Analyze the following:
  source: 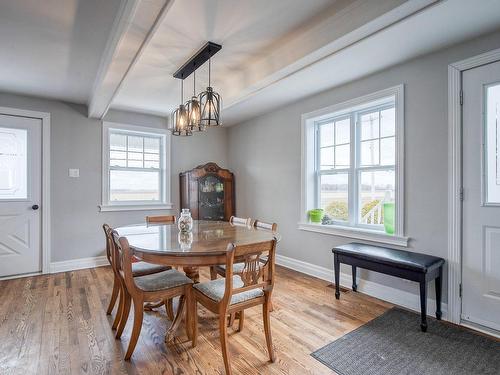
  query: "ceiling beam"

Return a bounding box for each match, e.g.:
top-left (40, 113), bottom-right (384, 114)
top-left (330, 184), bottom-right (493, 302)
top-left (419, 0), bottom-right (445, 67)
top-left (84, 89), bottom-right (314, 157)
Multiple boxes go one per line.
top-left (88, 0), bottom-right (175, 119)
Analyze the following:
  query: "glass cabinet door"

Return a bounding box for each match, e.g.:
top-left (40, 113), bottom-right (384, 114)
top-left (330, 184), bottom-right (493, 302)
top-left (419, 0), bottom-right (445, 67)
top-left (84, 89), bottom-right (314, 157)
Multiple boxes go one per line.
top-left (198, 174), bottom-right (225, 220)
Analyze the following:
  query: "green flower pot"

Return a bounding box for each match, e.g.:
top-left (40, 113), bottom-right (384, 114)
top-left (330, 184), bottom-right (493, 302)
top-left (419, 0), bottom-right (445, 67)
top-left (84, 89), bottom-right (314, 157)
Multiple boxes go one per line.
top-left (308, 209), bottom-right (324, 223)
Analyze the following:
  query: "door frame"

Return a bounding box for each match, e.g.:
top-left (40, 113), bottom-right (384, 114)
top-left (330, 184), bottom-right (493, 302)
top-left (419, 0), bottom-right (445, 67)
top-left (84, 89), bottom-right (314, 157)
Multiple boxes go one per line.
top-left (0, 106), bottom-right (51, 276)
top-left (448, 47), bottom-right (500, 325)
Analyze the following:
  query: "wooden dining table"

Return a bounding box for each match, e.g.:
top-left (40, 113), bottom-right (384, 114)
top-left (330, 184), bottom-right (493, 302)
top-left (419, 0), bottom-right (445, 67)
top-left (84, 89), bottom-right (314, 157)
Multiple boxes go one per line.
top-left (115, 220), bottom-right (280, 283)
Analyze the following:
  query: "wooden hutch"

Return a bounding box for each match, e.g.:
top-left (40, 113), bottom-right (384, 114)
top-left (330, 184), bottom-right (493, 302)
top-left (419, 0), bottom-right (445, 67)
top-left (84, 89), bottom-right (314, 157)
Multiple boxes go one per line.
top-left (179, 162), bottom-right (235, 221)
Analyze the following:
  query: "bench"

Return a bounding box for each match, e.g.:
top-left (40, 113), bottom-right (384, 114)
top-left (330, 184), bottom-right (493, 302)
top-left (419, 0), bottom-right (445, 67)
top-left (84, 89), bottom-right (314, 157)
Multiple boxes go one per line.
top-left (332, 242), bottom-right (445, 332)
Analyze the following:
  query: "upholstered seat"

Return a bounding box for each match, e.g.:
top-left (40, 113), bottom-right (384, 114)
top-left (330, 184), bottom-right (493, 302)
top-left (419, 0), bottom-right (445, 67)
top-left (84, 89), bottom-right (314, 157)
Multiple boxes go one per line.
top-left (217, 263), bottom-right (245, 273)
top-left (194, 276), bottom-right (264, 305)
top-left (134, 269), bottom-right (193, 292)
top-left (132, 262), bottom-right (170, 277)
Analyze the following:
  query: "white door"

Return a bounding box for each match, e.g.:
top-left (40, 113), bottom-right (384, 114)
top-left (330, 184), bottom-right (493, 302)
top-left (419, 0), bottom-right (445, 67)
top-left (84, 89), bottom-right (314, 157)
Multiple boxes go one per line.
top-left (0, 114), bottom-right (42, 277)
top-left (462, 60), bottom-right (500, 332)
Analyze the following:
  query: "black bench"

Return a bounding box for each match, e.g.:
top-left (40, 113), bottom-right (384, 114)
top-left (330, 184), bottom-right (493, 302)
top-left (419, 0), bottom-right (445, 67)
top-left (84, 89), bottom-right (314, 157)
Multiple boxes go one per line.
top-left (332, 243), bottom-right (445, 332)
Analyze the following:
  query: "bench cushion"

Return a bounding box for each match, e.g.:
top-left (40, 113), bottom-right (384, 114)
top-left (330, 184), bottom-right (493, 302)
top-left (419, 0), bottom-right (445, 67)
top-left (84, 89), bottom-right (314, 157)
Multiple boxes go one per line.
top-left (332, 243), bottom-right (444, 273)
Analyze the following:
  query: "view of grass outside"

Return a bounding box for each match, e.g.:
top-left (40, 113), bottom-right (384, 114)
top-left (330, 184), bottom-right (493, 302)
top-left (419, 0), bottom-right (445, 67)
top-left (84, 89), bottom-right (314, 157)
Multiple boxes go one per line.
top-left (320, 170), bottom-right (395, 224)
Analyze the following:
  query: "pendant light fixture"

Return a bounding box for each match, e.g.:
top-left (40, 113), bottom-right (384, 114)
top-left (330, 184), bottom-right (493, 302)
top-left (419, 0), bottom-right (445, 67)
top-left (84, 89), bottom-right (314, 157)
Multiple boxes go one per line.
top-left (170, 75), bottom-right (191, 136)
top-left (199, 57), bottom-right (222, 127)
top-left (170, 42), bottom-right (222, 136)
top-left (186, 69), bottom-right (204, 131)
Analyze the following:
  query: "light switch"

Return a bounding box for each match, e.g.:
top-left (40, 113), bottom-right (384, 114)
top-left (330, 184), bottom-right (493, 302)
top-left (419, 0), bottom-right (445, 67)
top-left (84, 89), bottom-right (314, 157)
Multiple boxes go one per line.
top-left (69, 168), bottom-right (80, 178)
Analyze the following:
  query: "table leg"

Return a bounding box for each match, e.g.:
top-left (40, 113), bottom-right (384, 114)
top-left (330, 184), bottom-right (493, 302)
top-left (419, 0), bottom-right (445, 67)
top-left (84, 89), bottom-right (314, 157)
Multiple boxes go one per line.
top-left (352, 265), bottom-right (358, 292)
top-left (334, 253), bottom-right (340, 300)
top-left (419, 280), bottom-right (428, 332)
top-left (183, 266), bottom-right (200, 283)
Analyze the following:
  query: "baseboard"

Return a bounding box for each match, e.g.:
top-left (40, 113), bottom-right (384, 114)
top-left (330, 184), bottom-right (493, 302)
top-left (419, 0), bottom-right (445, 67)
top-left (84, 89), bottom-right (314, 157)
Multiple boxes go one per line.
top-left (50, 255), bottom-right (109, 274)
top-left (276, 253), bottom-right (448, 320)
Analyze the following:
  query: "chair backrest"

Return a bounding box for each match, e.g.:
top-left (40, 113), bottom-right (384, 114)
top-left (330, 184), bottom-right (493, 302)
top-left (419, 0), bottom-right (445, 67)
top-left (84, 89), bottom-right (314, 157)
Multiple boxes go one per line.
top-left (103, 223), bottom-right (113, 263)
top-left (220, 238), bottom-right (277, 310)
top-left (146, 215), bottom-right (176, 224)
top-left (229, 216), bottom-right (252, 226)
top-left (111, 230), bottom-right (137, 293)
top-left (253, 220), bottom-right (278, 232)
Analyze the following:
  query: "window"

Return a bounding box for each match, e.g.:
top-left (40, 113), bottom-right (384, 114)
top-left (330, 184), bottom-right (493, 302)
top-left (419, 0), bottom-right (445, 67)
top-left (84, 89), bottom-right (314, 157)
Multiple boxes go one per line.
top-left (300, 85), bottom-right (406, 246)
top-left (100, 122), bottom-right (172, 211)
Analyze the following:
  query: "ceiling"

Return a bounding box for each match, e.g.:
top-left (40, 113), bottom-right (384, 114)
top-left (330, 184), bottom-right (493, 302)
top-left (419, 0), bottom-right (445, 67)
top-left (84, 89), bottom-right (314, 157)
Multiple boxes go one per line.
top-left (1, 0), bottom-right (500, 125)
top-left (0, 0), bottom-right (122, 103)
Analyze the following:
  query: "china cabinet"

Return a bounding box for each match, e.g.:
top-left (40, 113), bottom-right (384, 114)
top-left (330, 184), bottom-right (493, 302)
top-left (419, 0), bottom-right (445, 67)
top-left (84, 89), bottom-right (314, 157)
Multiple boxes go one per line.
top-left (179, 162), bottom-right (235, 221)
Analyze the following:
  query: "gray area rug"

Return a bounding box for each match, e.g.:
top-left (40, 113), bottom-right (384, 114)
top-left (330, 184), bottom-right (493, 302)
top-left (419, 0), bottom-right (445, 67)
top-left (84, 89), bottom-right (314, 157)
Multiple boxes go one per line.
top-left (311, 308), bottom-right (500, 375)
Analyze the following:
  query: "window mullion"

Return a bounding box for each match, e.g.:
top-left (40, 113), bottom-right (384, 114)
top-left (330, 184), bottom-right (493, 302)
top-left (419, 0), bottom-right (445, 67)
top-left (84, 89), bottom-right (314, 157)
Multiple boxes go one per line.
top-left (349, 112), bottom-right (357, 227)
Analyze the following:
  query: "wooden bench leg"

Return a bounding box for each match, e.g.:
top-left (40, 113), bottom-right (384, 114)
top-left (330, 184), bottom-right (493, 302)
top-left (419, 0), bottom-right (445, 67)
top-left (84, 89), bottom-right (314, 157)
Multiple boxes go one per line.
top-left (435, 267), bottom-right (443, 320)
top-left (419, 281), bottom-right (428, 332)
top-left (334, 253), bottom-right (340, 300)
top-left (352, 266), bottom-right (357, 292)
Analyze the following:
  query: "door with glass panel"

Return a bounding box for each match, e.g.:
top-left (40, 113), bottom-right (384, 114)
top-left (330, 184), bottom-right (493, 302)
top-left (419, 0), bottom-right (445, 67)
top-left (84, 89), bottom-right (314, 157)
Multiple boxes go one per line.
top-left (0, 114), bottom-right (41, 277)
top-left (462, 60), bottom-right (500, 332)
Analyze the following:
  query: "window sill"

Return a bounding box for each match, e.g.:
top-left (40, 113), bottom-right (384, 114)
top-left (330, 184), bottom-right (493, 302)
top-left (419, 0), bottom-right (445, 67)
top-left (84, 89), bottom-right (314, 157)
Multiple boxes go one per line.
top-left (99, 203), bottom-right (173, 212)
top-left (297, 222), bottom-right (409, 247)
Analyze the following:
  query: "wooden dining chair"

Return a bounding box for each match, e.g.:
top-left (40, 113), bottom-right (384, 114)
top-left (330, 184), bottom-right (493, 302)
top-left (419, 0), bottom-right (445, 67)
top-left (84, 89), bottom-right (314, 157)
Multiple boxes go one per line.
top-left (253, 220), bottom-right (278, 232)
top-left (210, 216), bottom-right (253, 280)
top-left (191, 239), bottom-right (278, 375)
top-left (102, 224), bottom-right (174, 331)
top-left (211, 219), bottom-right (278, 326)
top-left (111, 231), bottom-right (195, 360)
top-left (229, 215), bottom-right (252, 226)
top-left (146, 215), bottom-right (176, 224)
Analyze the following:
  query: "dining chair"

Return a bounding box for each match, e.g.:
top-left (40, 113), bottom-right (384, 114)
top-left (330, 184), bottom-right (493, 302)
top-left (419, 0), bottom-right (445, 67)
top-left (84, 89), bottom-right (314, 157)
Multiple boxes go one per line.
top-left (191, 239), bottom-right (278, 375)
top-left (102, 224), bottom-right (174, 331)
top-left (229, 215), bottom-right (252, 226)
top-left (210, 216), bottom-right (253, 280)
top-left (111, 231), bottom-right (195, 360)
top-left (146, 215), bottom-right (176, 224)
top-left (211, 219), bottom-right (278, 326)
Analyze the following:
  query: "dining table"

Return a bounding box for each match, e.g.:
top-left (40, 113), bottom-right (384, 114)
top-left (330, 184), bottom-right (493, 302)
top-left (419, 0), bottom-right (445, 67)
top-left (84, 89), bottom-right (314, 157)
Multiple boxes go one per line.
top-left (114, 219), bottom-right (280, 283)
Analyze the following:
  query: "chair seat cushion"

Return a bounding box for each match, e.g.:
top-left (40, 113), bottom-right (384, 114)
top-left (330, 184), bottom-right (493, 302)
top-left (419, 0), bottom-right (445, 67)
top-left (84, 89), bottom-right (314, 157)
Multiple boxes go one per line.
top-left (134, 269), bottom-right (193, 292)
top-left (194, 276), bottom-right (264, 305)
top-left (217, 256), bottom-right (268, 274)
top-left (217, 263), bottom-right (245, 273)
top-left (132, 262), bottom-right (170, 277)
top-left (332, 243), bottom-right (445, 272)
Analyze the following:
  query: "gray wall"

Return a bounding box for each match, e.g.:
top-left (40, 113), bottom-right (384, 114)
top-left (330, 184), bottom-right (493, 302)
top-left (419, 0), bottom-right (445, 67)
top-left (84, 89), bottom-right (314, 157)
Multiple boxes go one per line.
top-left (0, 93), bottom-right (228, 262)
top-left (227, 30), bottom-right (500, 304)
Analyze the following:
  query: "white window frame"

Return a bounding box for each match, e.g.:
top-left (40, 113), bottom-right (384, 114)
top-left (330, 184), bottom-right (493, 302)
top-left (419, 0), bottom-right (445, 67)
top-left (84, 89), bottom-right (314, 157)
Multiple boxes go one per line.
top-left (99, 121), bottom-right (172, 212)
top-left (299, 85), bottom-right (408, 247)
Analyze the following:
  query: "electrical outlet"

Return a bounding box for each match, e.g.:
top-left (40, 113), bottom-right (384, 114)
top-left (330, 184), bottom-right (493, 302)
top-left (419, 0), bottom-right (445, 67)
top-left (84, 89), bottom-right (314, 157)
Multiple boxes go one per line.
top-left (69, 168), bottom-right (80, 178)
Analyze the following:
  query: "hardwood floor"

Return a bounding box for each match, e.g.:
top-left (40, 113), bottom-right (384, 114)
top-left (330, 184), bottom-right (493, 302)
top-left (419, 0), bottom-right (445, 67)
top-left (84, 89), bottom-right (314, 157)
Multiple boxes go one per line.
top-left (0, 265), bottom-right (391, 375)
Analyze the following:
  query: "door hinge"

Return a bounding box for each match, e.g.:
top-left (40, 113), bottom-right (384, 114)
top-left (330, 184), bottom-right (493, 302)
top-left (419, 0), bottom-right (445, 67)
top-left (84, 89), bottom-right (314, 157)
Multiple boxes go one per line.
top-left (460, 90), bottom-right (463, 106)
top-left (459, 283), bottom-right (463, 298)
top-left (459, 187), bottom-right (464, 201)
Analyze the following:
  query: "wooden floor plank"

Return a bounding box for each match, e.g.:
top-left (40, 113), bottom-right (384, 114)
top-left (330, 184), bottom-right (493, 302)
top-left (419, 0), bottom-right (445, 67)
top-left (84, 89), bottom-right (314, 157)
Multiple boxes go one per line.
top-left (0, 265), bottom-right (391, 374)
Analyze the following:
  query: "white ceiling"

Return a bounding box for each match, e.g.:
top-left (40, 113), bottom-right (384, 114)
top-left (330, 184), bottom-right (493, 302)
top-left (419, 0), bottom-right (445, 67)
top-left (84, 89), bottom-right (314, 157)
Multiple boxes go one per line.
top-left (111, 0), bottom-right (340, 114)
top-left (1, 0), bottom-right (500, 126)
top-left (0, 0), bottom-right (122, 103)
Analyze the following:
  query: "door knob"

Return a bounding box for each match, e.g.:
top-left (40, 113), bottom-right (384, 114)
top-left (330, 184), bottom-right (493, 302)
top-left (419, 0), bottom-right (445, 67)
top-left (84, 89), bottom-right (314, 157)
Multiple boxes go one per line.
top-left (32, 204), bottom-right (39, 210)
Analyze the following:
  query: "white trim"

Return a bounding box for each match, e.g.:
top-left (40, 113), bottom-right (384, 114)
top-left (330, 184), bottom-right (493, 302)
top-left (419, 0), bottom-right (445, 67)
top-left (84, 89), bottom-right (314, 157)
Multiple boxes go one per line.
top-left (101, 121), bottom-right (172, 211)
top-left (0, 272), bottom-right (42, 281)
top-left (276, 253), bottom-right (447, 319)
top-left (0, 106), bottom-right (51, 275)
top-left (50, 256), bottom-right (109, 274)
top-left (300, 85), bottom-right (405, 237)
top-left (99, 203), bottom-right (173, 212)
top-left (298, 222), bottom-right (409, 247)
top-left (447, 47), bottom-right (500, 325)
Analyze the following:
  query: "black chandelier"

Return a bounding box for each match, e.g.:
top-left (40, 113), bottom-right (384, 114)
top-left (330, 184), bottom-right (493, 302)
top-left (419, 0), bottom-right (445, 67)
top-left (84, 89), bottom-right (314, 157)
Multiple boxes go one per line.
top-left (170, 42), bottom-right (222, 136)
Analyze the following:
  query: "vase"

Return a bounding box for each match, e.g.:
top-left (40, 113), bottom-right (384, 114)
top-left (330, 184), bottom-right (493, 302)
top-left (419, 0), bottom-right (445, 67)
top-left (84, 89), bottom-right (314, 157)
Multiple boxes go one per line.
top-left (178, 208), bottom-right (193, 233)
